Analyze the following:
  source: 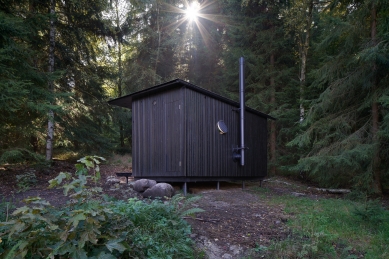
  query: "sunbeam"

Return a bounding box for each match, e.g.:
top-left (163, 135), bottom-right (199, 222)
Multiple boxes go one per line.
top-left (159, 0), bottom-right (232, 52)
top-left (185, 1), bottom-right (200, 22)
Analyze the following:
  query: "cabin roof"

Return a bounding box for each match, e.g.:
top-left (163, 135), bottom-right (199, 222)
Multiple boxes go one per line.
top-left (108, 78), bottom-right (276, 120)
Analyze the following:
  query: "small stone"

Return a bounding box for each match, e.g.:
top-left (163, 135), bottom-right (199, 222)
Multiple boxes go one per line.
top-left (222, 253), bottom-right (233, 259)
top-left (106, 176), bottom-right (121, 185)
top-left (229, 245), bottom-right (242, 255)
top-left (280, 216), bottom-right (288, 222)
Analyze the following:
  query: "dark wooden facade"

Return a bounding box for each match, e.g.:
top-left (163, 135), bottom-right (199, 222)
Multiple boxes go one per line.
top-left (109, 79), bottom-right (275, 182)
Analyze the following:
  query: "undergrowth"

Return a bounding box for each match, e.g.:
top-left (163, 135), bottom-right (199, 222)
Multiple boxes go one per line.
top-left (15, 171), bottom-right (37, 192)
top-left (0, 156), bottom-right (202, 259)
top-left (0, 199), bottom-right (14, 223)
top-left (250, 187), bottom-right (389, 259)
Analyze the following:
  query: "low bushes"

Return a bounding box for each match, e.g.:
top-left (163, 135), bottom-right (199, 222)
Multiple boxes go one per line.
top-left (0, 156), bottom-right (202, 259)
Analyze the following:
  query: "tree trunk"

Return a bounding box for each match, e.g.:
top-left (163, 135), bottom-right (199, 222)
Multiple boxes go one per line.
top-left (154, 3), bottom-right (161, 85)
top-left (118, 35), bottom-right (124, 148)
top-left (114, 0), bottom-right (125, 148)
top-left (46, 0), bottom-right (55, 161)
top-left (270, 53), bottom-right (276, 175)
top-left (370, 4), bottom-right (382, 195)
top-left (30, 0), bottom-right (40, 155)
top-left (299, 0), bottom-right (313, 123)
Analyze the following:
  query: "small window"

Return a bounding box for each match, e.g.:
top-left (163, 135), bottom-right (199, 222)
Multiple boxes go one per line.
top-left (217, 120), bottom-right (228, 134)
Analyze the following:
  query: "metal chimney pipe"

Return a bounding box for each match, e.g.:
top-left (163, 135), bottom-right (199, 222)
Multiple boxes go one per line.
top-left (239, 57), bottom-right (245, 166)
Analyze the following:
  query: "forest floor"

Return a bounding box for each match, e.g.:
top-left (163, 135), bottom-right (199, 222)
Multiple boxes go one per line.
top-left (0, 157), bottom-right (350, 258)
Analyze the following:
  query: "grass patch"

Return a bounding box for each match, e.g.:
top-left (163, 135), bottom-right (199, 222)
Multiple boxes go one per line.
top-left (53, 151), bottom-right (81, 162)
top-left (250, 187), bottom-right (389, 258)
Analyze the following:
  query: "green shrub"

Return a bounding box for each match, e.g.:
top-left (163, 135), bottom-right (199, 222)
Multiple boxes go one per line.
top-left (15, 171), bottom-right (37, 192)
top-left (111, 197), bottom-right (201, 258)
top-left (0, 149), bottom-right (45, 165)
top-left (0, 156), bottom-right (201, 259)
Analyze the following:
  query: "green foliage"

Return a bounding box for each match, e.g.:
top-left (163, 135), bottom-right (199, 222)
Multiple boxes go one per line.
top-left (220, 0), bottom-right (300, 176)
top-left (112, 196), bottom-right (201, 259)
top-left (0, 149), bottom-right (44, 165)
top-left (0, 199), bottom-right (14, 223)
top-left (168, 194), bottom-right (205, 218)
top-left (15, 172), bottom-right (37, 193)
top-left (0, 156), bottom-right (200, 258)
top-left (287, 0), bottom-right (389, 191)
top-left (0, 0), bottom-right (117, 159)
top-left (352, 198), bottom-right (386, 226)
top-left (0, 6), bottom-right (56, 162)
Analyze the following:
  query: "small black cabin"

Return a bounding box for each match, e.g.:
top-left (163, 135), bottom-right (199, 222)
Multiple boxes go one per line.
top-left (109, 79), bottom-right (275, 183)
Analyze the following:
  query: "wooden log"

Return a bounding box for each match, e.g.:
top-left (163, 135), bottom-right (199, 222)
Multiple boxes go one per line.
top-left (307, 187), bottom-right (350, 194)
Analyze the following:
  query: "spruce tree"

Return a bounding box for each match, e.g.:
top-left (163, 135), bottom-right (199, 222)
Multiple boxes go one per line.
top-left (289, 0), bottom-right (389, 193)
top-left (1, 0), bottom-right (116, 162)
top-left (219, 0), bottom-right (297, 175)
top-left (0, 1), bottom-right (57, 163)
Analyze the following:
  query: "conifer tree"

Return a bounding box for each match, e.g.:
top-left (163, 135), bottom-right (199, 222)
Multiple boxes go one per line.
top-left (220, 0), bottom-right (296, 175)
top-left (289, 0), bottom-right (389, 193)
top-left (0, 0), bottom-right (57, 163)
top-left (1, 0), bottom-right (116, 162)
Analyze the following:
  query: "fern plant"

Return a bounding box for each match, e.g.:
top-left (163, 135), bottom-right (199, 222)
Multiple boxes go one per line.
top-left (15, 172), bottom-right (37, 192)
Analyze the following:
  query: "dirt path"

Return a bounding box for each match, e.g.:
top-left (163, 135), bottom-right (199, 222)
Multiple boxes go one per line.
top-left (177, 179), bottom-right (335, 258)
top-left (185, 185), bottom-right (290, 258)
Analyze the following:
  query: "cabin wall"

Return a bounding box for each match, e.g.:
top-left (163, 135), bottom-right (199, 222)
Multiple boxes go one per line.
top-left (132, 85), bottom-right (268, 181)
top-left (185, 88), bottom-right (267, 179)
top-left (132, 88), bottom-right (184, 178)
top-left (238, 111), bottom-right (268, 177)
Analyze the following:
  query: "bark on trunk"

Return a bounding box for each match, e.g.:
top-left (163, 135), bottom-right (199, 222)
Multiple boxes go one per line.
top-left (370, 4), bottom-right (382, 195)
top-left (299, 0), bottom-right (313, 123)
top-left (270, 53), bottom-right (277, 175)
top-left (46, 0), bottom-right (55, 161)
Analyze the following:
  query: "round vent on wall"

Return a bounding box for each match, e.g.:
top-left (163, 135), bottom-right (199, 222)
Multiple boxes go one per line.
top-left (217, 120), bottom-right (228, 134)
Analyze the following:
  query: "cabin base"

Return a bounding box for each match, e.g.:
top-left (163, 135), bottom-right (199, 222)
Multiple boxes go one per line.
top-left (133, 176), bottom-right (265, 182)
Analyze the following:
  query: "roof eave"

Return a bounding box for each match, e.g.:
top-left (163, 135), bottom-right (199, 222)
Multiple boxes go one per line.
top-left (108, 79), bottom-right (276, 120)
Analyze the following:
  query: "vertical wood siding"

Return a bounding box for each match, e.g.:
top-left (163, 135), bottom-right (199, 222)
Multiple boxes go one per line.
top-left (132, 88), bottom-right (183, 178)
top-left (185, 88), bottom-right (267, 178)
top-left (238, 111), bottom-right (268, 177)
top-left (132, 85), bottom-right (267, 180)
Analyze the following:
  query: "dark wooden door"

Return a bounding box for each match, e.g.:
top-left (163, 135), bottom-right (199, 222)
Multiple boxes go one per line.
top-left (165, 100), bottom-right (183, 175)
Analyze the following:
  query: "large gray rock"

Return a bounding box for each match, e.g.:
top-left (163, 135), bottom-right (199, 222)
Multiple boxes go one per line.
top-left (132, 179), bottom-right (157, 192)
top-left (142, 183), bottom-right (175, 199)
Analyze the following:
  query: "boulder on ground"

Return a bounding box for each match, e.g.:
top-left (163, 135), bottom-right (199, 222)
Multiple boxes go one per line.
top-left (132, 179), bottom-right (157, 192)
top-left (142, 183), bottom-right (175, 199)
